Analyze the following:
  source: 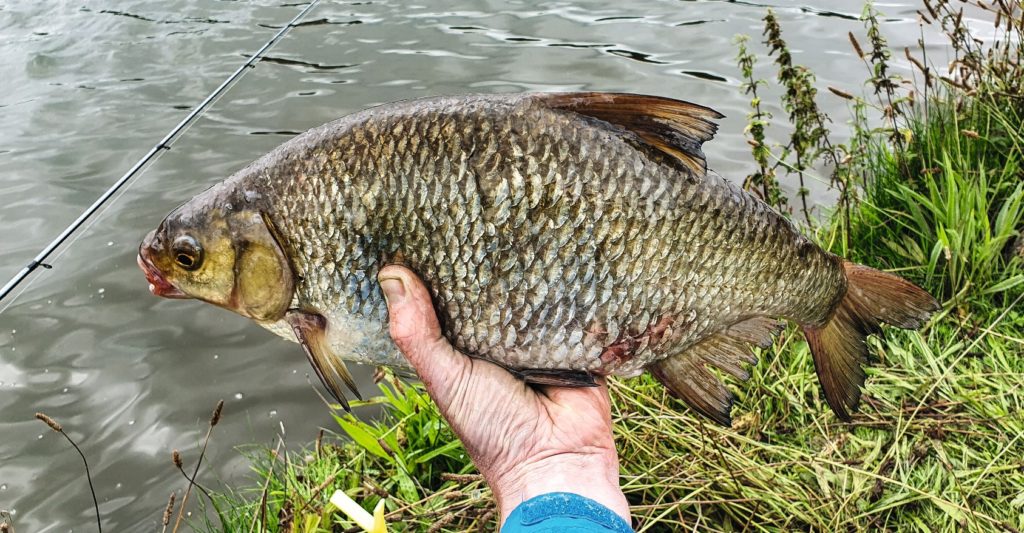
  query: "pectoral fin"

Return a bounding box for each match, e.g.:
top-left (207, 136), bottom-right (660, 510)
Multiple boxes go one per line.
top-left (286, 310), bottom-right (362, 411)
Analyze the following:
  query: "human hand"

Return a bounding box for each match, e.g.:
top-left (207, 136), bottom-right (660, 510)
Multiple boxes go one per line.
top-left (377, 265), bottom-right (631, 526)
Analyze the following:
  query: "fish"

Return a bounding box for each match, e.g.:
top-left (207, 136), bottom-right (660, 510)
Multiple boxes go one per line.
top-left (138, 92), bottom-right (940, 424)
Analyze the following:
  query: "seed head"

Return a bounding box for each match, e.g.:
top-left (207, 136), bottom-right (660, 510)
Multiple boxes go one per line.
top-left (427, 512), bottom-right (455, 533)
top-left (905, 48), bottom-right (929, 75)
top-left (440, 472), bottom-right (483, 483)
top-left (209, 400), bottom-right (224, 427)
top-left (172, 449), bottom-right (183, 469)
top-left (923, 0), bottom-right (938, 20)
top-left (35, 412), bottom-right (62, 433)
top-left (848, 32), bottom-right (865, 59)
top-left (162, 492), bottom-right (176, 525)
top-left (828, 86), bottom-right (855, 100)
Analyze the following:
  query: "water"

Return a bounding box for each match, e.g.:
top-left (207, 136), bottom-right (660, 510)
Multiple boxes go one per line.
top-left (0, 0), bottom-right (955, 529)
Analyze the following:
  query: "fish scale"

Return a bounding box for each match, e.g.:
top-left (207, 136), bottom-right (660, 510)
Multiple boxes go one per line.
top-left (141, 91), bottom-right (939, 424)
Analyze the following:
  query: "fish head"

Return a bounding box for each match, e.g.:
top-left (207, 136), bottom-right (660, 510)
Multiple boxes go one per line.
top-left (139, 191), bottom-right (294, 322)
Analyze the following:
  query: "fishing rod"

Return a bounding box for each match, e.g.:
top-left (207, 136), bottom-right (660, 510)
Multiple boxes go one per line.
top-left (0, 0), bottom-right (321, 307)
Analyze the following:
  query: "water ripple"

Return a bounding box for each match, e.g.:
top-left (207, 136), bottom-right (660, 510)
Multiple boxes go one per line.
top-left (258, 18), bottom-right (367, 29)
top-left (96, 9), bottom-right (230, 25)
top-left (679, 70), bottom-right (730, 83)
top-left (259, 55), bottom-right (358, 71)
top-left (605, 48), bottom-right (669, 65)
top-left (248, 130), bottom-right (304, 136)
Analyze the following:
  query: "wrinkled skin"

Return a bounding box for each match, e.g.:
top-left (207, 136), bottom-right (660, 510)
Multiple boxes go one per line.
top-left (377, 265), bottom-right (629, 524)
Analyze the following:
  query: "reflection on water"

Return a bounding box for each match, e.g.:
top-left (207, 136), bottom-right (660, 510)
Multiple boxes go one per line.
top-left (0, 0), bottom-right (950, 529)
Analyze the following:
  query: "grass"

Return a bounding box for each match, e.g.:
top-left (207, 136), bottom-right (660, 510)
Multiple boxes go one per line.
top-left (191, 2), bottom-right (1024, 531)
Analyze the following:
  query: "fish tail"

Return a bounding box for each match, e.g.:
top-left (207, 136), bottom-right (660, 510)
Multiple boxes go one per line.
top-left (801, 261), bottom-right (940, 420)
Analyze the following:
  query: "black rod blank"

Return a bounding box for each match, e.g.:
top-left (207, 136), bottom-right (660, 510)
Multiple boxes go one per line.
top-left (0, 0), bottom-right (321, 305)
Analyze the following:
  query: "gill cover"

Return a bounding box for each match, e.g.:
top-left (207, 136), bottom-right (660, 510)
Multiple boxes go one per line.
top-left (232, 212), bottom-right (295, 321)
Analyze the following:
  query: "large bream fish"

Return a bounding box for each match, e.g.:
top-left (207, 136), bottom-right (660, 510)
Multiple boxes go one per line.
top-left (138, 92), bottom-right (939, 424)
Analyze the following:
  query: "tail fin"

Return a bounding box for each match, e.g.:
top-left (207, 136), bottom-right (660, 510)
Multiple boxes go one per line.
top-left (801, 261), bottom-right (940, 420)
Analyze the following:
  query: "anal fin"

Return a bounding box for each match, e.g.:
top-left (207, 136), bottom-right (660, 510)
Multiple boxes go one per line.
top-left (650, 316), bottom-right (783, 426)
top-left (286, 310), bottom-right (363, 411)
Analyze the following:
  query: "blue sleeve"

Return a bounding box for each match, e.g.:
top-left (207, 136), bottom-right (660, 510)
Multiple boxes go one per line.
top-left (501, 492), bottom-right (633, 532)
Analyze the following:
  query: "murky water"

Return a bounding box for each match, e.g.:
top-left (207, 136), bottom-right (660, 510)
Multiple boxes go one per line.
top-left (0, 0), bottom-right (956, 529)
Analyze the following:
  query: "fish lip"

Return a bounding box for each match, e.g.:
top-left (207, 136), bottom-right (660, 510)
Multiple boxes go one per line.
top-left (137, 249), bottom-right (189, 299)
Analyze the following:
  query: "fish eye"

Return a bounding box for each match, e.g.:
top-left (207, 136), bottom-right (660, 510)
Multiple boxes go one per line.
top-left (172, 235), bottom-right (203, 271)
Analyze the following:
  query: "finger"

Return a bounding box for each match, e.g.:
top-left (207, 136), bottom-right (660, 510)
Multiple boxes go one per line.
top-left (378, 265), bottom-right (469, 388)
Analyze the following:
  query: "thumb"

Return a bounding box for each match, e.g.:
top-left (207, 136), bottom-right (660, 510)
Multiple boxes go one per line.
top-left (378, 265), bottom-right (468, 388)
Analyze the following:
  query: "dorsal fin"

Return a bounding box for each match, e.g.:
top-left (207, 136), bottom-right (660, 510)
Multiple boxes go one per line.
top-left (649, 316), bottom-right (783, 425)
top-left (534, 92), bottom-right (724, 177)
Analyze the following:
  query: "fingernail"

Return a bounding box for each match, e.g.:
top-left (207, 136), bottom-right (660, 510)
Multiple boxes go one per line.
top-left (379, 276), bottom-right (406, 305)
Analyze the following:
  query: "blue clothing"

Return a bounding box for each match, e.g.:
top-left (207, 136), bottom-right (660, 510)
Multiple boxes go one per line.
top-left (502, 492), bottom-right (633, 532)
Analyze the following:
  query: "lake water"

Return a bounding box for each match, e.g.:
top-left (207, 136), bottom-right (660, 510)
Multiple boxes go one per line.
top-left (0, 0), bottom-right (955, 529)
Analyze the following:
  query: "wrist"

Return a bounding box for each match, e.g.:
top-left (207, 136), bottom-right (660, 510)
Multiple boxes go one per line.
top-left (490, 451), bottom-right (630, 527)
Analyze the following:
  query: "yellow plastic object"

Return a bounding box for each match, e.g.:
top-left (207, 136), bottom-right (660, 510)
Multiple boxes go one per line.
top-left (329, 490), bottom-right (388, 533)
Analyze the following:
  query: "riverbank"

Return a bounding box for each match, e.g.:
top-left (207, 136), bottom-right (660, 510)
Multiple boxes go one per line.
top-left (194, 2), bottom-right (1024, 531)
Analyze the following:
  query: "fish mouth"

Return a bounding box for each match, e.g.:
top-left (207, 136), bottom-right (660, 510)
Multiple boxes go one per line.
top-left (137, 249), bottom-right (189, 299)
